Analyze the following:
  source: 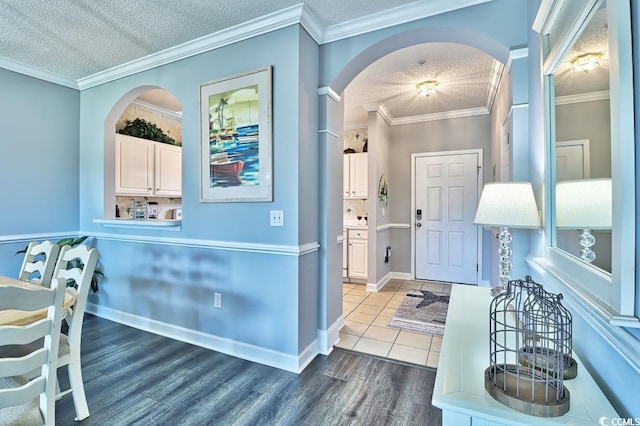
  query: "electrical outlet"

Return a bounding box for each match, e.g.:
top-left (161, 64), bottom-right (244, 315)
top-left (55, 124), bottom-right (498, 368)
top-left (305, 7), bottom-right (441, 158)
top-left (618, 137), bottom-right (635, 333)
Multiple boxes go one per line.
top-left (270, 210), bottom-right (284, 226)
top-left (214, 292), bottom-right (222, 308)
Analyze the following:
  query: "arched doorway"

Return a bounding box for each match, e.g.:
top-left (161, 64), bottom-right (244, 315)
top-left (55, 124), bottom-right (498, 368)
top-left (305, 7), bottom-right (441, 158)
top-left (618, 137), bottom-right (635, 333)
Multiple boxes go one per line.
top-left (317, 27), bottom-right (512, 358)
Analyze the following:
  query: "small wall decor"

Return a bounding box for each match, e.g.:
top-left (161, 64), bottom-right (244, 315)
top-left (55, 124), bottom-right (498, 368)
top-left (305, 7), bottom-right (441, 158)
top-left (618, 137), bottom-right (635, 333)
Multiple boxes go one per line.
top-left (378, 175), bottom-right (388, 207)
top-left (200, 66), bottom-right (273, 202)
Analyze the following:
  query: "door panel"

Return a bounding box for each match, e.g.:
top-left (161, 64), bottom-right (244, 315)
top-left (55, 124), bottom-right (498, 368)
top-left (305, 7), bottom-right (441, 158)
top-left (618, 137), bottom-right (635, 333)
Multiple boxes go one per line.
top-left (415, 152), bottom-right (479, 284)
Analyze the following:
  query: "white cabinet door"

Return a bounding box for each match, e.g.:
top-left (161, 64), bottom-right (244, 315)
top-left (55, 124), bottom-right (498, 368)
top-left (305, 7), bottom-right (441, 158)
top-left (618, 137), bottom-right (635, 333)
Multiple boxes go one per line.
top-left (154, 143), bottom-right (182, 197)
top-left (343, 155), bottom-right (351, 198)
top-left (115, 134), bottom-right (154, 195)
top-left (343, 153), bottom-right (368, 199)
top-left (348, 238), bottom-right (368, 279)
top-left (347, 229), bottom-right (368, 279)
top-left (116, 134), bottom-right (182, 197)
top-left (350, 153), bottom-right (368, 198)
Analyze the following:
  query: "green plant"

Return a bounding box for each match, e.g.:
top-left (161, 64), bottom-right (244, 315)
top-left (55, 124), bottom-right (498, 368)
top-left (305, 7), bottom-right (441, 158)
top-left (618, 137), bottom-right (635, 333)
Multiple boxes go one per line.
top-left (118, 118), bottom-right (176, 145)
top-left (16, 236), bottom-right (104, 293)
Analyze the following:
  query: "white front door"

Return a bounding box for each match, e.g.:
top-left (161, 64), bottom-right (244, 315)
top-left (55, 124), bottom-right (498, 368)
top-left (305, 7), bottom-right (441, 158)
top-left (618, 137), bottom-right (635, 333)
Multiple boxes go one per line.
top-left (414, 152), bottom-right (480, 284)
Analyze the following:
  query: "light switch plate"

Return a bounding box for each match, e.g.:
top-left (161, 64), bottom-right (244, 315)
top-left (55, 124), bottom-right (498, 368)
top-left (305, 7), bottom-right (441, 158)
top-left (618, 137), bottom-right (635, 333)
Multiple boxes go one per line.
top-left (270, 210), bottom-right (284, 226)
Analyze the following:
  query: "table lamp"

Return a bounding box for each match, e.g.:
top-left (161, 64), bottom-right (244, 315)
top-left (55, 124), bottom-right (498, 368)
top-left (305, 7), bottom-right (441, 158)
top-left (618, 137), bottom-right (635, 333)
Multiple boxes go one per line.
top-left (474, 182), bottom-right (541, 296)
top-left (555, 178), bottom-right (612, 264)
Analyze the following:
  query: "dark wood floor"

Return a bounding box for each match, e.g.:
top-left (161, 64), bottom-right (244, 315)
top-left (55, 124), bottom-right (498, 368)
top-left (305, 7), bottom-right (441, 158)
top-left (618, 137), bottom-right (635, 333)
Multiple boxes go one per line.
top-left (55, 315), bottom-right (442, 425)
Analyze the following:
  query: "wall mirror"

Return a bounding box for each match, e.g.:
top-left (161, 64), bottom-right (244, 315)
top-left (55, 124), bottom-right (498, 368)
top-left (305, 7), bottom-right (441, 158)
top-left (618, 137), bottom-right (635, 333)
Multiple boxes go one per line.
top-left (536, 0), bottom-right (636, 323)
top-left (552, 1), bottom-right (611, 273)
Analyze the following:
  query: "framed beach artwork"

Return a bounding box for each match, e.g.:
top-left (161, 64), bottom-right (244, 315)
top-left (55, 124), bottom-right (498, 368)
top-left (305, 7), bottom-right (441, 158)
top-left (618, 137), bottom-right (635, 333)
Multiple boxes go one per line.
top-left (200, 66), bottom-right (273, 202)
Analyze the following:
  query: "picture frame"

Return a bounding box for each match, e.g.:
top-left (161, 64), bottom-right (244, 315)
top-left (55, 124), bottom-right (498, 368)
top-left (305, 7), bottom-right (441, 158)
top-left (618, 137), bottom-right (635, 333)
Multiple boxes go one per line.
top-left (200, 66), bottom-right (273, 202)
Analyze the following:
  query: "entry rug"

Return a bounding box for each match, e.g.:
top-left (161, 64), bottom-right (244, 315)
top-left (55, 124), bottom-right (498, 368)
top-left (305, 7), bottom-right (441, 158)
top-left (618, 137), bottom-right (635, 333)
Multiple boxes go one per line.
top-left (388, 289), bottom-right (450, 336)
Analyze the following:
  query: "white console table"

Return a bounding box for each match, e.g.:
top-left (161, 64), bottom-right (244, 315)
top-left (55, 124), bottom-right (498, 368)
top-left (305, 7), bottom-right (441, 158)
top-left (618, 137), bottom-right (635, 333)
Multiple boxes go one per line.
top-left (432, 285), bottom-right (618, 425)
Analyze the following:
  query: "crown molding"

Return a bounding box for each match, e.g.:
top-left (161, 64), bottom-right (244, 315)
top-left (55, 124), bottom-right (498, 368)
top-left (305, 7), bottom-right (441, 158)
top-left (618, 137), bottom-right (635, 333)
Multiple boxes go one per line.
top-left (4, 1), bottom-right (496, 90)
top-left (363, 103), bottom-right (393, 125)
top-left (486, 59), bottom-right (504, 112)
top-left (77, 4), bottom-right (307, 90)
top-left (299, 4), bottom-right (324, 43)
top-left (353, 104), bottom-right (489, 127)
top-left (0, 57), bottom-right (78, 89)
top-left (130, 100), bottom-right (182, 121)
top-left (392, 106), bottom-right (489, 125)
top-left (317, 86), bottom-right (341, 102)
top-left (506, 47), bottom-right (528, 73)
top-left (555, 90), bottom-right (609, 105)
top-left (321, 0), bottom-right (493, 44)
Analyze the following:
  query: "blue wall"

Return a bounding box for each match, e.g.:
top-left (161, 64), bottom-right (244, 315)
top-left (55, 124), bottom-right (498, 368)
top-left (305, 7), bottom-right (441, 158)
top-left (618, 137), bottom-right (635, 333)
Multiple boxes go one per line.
top-left (78, 25), bottom-right (319, 370)
top-left (0, 69), bottom-right (80, 237)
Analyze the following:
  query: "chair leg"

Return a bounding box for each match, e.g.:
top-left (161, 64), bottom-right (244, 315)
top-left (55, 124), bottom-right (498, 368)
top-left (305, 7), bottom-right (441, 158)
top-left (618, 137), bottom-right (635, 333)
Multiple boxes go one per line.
top-left (67, 353), bottom-right (89, 421)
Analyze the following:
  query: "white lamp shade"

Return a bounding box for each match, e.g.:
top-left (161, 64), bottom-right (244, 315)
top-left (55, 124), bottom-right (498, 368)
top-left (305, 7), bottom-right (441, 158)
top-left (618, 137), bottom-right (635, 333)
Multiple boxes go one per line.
top-left (474, 182), bottom-right (541, 228)
top-left (556, 178), bottom-right (612, 229)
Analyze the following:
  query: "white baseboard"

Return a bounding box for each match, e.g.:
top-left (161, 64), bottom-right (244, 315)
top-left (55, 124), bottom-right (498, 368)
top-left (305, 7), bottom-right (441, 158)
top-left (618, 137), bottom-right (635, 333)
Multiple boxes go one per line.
top-left (367, 272), bottom-right (392, 292)
top-left (85, 302), bottom-right (316, 374)
top-left (317, 316), bottom-right (344, 355)
top-left (390, 272), bottom-right (413, 280)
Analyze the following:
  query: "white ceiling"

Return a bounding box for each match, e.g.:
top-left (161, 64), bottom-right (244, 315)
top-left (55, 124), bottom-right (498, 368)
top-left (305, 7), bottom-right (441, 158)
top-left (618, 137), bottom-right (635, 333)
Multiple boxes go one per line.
top-left (0, 0), bottom-right (501, 125)
top-left (0, 0), bottom-right (608, 128)
top-left (344, 42), bottom-right (501, 126)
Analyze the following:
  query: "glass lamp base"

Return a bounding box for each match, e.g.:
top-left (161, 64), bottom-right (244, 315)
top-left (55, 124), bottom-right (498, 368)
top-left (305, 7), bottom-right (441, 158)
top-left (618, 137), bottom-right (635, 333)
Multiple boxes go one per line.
top-left (491, 286), bottom-right (507, 297)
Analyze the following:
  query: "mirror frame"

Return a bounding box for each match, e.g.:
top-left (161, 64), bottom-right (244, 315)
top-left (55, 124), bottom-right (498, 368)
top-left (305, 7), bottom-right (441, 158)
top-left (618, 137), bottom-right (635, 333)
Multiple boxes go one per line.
top-left (533, 0), bottom-right (637, 326)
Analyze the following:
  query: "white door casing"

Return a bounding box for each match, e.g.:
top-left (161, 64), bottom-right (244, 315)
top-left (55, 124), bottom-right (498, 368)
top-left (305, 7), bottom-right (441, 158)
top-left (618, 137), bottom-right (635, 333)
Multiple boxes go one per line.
top-left (411, 150), bottom-right (482, 284)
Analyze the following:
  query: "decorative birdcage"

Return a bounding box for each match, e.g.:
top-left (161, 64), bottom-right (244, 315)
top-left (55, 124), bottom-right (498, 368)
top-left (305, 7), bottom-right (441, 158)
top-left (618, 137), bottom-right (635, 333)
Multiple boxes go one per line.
top-left (485, 276), bottom-right (571, 417)
top-left (518, 281), bottom-right (577, 380)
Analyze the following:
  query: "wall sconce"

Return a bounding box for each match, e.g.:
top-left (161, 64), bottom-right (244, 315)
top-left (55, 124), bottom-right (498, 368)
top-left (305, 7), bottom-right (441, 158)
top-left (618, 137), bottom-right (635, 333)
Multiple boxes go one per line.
top-left (416, 80), bottom-right (439, 96)
top-left (570, 52), bottom-right (601, 72)
top-left (473, 182), bottom-right (541, 296)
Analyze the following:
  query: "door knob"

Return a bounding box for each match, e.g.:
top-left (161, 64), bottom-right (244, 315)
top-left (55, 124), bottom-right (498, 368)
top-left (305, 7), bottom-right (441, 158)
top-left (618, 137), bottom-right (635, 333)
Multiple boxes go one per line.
top-left (416, 222), bottom-right (422, 228)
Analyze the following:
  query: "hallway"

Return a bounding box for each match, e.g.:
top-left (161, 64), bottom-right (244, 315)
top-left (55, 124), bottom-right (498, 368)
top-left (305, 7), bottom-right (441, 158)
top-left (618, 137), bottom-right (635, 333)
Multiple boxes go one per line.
top-left (337, 279), bottom-right (451, 368)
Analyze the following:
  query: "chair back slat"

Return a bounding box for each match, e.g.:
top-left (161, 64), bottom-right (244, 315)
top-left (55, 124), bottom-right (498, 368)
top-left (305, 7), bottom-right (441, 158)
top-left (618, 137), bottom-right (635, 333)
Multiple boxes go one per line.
top-left (0, 376), bottom-right (45, 409)
top-left (0, 277), bottom-right (66, 425)
top-left (18, 241), bottom-right (60, 287)
top-left (0, 348), bottom-right (48, 377)
top-left (53, 245), bottom-right (98, 343)
top-left (0, 287), bottom-right (58, 311)
top-left (0, 319), bottom-right (49, 346)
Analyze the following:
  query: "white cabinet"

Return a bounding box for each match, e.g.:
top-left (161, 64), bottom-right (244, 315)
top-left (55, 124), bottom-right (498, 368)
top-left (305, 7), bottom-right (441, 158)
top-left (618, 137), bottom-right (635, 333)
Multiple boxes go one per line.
top-left (116, 134), bottom-right (182, 197)
top-left (154, 143), bottom-right (182, 196)
top-left (347, 229), bottom-right (368, 280)
top-left (343, 153), bottom-right (368, 198)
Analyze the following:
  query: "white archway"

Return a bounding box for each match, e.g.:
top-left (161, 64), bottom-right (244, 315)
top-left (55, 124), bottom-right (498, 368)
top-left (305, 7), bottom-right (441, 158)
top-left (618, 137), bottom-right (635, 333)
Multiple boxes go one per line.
top-left (317, 26), bottom-right (511, 353)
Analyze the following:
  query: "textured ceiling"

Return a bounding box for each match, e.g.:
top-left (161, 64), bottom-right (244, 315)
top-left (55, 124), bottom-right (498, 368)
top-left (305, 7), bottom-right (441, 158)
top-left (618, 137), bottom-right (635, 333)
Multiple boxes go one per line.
top-left (553, 6), bottom-right (609, 97)
top-left (0, 0), bottom-right (608, 127)
top-left (0, 0), bottom-right (418, 79)
top-left (344, 42), bottom-right (500, 125)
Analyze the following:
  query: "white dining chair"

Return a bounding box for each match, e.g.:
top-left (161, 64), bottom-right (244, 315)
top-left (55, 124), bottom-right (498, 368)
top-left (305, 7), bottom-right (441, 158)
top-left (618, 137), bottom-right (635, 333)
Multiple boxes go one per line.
top-left (0, 277), bottom-right (66, 426)
top-left (52, 244), bottom-right (99, 422)
top-left (18, 241), bottom-right (60, 287)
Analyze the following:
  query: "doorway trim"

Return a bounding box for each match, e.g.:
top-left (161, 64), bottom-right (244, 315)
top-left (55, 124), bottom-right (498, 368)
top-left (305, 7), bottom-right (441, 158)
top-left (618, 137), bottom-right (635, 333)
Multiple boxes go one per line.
top-left (410, 148), bottom-right (483, 284)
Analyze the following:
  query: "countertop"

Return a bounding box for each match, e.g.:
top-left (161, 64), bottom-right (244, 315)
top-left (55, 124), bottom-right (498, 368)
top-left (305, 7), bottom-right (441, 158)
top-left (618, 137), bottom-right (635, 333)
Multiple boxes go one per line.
top-left (343, 218), bottom-right (368, 230)
top-left (433, 285), bottom-right (618, 425)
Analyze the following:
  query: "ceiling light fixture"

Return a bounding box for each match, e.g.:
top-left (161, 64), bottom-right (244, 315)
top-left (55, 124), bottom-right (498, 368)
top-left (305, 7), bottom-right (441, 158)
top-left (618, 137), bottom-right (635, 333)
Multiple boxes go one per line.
top-left (417, 80), bottom-right (439, 96)
top-left (570, 52), bottom-right (601, 72)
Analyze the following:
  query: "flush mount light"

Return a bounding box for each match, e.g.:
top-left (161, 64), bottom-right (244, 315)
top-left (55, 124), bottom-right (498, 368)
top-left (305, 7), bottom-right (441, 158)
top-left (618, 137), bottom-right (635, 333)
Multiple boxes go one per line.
top-left (570, 53), bottom-right (601, 72)
top-left (416, 80), bottom-right (439, 96)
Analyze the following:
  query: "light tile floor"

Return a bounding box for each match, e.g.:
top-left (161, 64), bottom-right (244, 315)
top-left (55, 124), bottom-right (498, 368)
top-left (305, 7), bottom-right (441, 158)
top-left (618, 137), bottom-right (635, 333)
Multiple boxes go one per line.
top-left (337, 278), bottom-right (452, 368)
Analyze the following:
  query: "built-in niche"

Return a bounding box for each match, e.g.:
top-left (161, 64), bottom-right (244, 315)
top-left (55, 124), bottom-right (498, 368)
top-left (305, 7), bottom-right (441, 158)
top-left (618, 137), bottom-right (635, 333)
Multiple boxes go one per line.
top-left (102, 86), bottom-right (183, 222)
